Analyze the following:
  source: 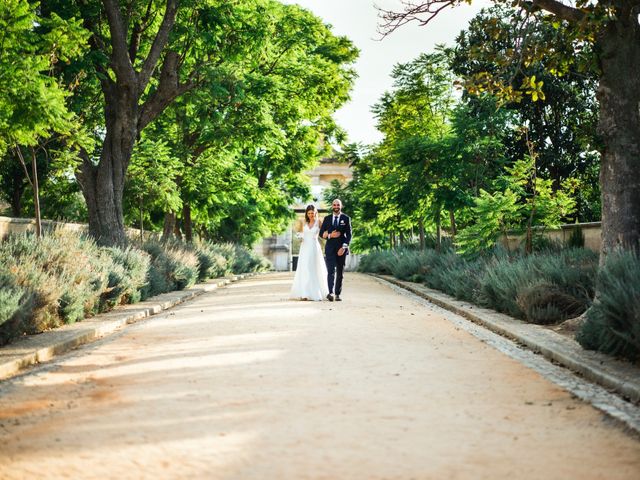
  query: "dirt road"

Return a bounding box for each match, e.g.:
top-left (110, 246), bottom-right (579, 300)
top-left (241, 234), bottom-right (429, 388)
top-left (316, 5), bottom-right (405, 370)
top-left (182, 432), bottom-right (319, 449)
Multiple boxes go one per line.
top-left (1, 273), bottom-right (639, 479)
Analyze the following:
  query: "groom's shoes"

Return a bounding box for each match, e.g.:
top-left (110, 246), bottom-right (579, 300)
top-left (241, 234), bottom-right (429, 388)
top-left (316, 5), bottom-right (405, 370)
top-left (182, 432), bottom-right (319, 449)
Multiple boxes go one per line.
top-left (335, 295), bottom-right (342, 301)
top-left (327, 293), bottom-right (334, 302)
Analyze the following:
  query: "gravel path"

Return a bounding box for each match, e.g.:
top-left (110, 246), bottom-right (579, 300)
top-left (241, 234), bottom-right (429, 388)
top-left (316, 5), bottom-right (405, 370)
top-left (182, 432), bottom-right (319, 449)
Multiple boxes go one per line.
top-left (1, 272), bottom-right (639, 479)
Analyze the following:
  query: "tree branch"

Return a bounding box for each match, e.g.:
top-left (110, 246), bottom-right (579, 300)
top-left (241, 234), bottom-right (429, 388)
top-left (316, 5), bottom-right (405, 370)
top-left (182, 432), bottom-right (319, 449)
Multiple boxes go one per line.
top-left (377, 1), bottom-right (456, 37)
top-left (102, 0), bottom-right (135, 85)
top-left (138, 51), bottom-right (199, 130)
top-left (138, 0), bottom-right (179, 92)
top-left (531, 0), bottom-right (584, 23)
top-left (377, 0), bottom-right (586, 37)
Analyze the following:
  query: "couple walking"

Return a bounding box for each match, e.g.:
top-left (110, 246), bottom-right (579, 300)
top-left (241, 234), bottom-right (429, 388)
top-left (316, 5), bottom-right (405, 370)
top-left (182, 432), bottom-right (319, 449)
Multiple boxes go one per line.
top-left (290, 199), bottom-right (352, 302)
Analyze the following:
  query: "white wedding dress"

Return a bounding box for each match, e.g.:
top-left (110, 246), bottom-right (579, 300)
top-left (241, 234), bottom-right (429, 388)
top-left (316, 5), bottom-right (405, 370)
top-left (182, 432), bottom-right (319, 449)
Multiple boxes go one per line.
top-left (290, 220), bottom-right (329, 301)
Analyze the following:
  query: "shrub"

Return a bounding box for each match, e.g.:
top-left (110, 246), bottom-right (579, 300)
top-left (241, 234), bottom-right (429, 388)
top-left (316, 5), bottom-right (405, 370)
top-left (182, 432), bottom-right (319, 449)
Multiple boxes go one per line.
top-left (228, 243), bottom-right (271, 274)
top-left (566, 226), bottom-right (585, 249)
top-left (0, 230), bottom-right (269, 346)
top-left (437, 255), bottom-right (486, 302)
top-left (0, 270), bottom-right (25, 331)
top-left (140, 239), bottom-right (199, 297)
top-left (516, 281), bottom-right (586, 324)
top-left (357, 249), bottom-right (396, 275)
top-left (477, 249), bottom-right (596, 323)
top-left (577, 251), bottom-right (640, 361)
top-left (0, 231), bottom-right (101, 342)
top-left (388, 249), bottom-right (435, 283)
top-left (100, 247), bottom-right (150, 309)
top-left (191, 241), bottom-right (229, 280)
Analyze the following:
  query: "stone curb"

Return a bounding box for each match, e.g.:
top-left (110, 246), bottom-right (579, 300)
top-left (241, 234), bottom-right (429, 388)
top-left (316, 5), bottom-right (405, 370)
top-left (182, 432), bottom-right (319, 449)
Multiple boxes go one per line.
top-left (372, 274), bottom-right (640, 404)
top-left (0, 272), bottom-right (264, 381)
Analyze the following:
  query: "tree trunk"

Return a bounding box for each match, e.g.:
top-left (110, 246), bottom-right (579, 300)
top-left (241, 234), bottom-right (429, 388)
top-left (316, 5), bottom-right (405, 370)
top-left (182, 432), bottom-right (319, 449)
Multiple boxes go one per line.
top-left (139, 197), bottom-right (144, 242)
top-left (10, 184), bottom-right (23, 218)
top-left (183, 202), bottom-right (193, 243)
top-left (173, 218), bottom-right (182, 240)
top-left (596, 8), bottom-right (640, 257)
top-left (30, 148), bottom-right (42, 238)
top-left (435, 207), bottom-right (442, 251)
top-left (418, 218), bottom-right (426, 250)
top-left (449, 210), bottom-right (457, 237)
top-left (162, 211), bottom-right (176, 241)
top-left (78, 91), bottom-right (137, 246)
top-left (73, 0), bottom-right (184, 247)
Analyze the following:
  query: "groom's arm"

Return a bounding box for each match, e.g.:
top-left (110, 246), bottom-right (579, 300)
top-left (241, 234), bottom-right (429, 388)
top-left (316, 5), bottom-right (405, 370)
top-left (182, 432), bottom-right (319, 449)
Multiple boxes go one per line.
top-left (341, 216), bottom-right (352, 250)
top-left (319, 217), bottom-right (328, 239)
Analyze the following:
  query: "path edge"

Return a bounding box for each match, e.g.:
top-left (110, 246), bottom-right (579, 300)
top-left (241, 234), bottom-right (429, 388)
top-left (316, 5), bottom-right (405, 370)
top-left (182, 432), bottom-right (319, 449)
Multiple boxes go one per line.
top-left (370, 274), bottom-right (640, 404)
top-left (0, 272), bottom-right (265, 381)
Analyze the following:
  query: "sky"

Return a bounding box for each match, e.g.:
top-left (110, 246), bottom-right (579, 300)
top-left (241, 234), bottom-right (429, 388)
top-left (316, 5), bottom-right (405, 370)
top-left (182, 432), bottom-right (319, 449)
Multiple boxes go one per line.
top-left (281, 0), bottom-right (491, 146)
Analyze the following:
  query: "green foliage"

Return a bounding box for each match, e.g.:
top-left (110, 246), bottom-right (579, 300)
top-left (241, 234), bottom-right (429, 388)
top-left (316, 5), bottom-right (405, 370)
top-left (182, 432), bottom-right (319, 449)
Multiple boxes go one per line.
top-left (577, 251), bottom-right (640, 361)
top-left (124, 137), bottom-right (183, 230)
top-left (360, 246), bottom-right (597, 325)
top-left (0, 230), bottom-right (269, 345)
top-left (566, 226), bottom-right (585, 249)
top-left (100, 247), bottom-right (150, 309)
top-left (115, 0), bottom-right (358, 244)
top-left (0, 270), bottom-right (25, 331)
top-left (477, 249), bottom-right (596, 323)
top-left (457, 155), bottom-right (578, 255)
top-left (0, 0), bottom-right (89, 152)
top-left (456, 188), bottom-right (521, 255)
top-left (356, 250), bottom-right (397, 275)
top-left (140, 240), bottom-right (200, 297)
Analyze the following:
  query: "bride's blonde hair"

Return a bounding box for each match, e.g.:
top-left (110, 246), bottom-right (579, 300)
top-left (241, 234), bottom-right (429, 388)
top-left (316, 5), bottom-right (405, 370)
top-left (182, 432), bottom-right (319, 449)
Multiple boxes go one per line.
top-left (304, 204), bottom-right (317, 224)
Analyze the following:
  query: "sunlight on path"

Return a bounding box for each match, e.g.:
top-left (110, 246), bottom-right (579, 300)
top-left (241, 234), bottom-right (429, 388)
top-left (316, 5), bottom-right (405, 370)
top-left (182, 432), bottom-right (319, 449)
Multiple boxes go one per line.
top-left (0, 273), bottom-right (639, 479)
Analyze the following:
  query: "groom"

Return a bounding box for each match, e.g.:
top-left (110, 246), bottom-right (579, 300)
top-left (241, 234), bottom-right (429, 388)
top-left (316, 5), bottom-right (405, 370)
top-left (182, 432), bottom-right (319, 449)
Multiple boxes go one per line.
top-left (319, 199), bottom-right (352, 302)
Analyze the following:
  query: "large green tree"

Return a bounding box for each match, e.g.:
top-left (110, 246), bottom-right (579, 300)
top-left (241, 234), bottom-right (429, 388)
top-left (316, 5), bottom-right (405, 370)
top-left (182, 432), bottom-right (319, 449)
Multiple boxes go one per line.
top-left (123, 1), bottom-right (357, 245)
top-left (41, 0), bottom-right (267, 245)
top-left (380, 0), bottom-right (640, 256)
top-left (450, 4), bottom-right (601, 220)
top-left (0, 0), bottom-right (89, 231)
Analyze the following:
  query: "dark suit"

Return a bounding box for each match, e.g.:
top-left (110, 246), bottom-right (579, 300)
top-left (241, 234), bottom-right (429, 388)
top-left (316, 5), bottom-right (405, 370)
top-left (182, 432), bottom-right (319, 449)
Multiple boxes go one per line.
top-left (319, 213), bottom-right (352, 296)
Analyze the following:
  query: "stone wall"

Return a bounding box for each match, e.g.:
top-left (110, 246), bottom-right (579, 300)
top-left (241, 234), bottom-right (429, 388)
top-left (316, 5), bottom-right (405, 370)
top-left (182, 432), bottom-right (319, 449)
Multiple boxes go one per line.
top-left (0, 216), bottom-right (147, 241)
top-left (0, 216), bottom-right (86, 238)
top-left (502, 222), bottom-right (602, 252)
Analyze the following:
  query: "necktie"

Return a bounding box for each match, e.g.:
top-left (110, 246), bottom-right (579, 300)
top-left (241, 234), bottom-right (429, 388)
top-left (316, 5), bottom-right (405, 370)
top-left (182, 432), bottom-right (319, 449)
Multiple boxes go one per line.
top-left (333, 216), bottom-right (338, 229)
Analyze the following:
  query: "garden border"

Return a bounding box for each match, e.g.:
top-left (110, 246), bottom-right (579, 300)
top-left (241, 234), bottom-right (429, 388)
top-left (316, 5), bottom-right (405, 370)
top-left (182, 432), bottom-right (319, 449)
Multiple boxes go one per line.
top-left (0, 273), bottom-right (261, 381)
top-left (371, 274), bottom-right (640, 404)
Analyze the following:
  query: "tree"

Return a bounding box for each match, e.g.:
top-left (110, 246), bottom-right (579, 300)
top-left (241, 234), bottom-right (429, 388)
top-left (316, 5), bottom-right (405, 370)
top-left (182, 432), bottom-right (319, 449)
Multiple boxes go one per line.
top-left (126, 1), bottom-right (357, 244)
top-left (0, 0), bottom-right (89, 234)
top-left (379, 0), bottom-right (640, 256)
top-left (450, 4), bottom-right (601, 220)
top-left (41, 0), bottom-right (266, 245)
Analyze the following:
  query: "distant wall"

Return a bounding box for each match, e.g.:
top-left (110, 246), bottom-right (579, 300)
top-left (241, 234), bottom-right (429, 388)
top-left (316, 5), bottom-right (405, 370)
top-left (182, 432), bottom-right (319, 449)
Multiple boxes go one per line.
top-left (0, 216), bottom-right (148, 241)
top-left (502, 222), bottom-right (602, 252)
top-left (0, 216), bottom-right (86, 238)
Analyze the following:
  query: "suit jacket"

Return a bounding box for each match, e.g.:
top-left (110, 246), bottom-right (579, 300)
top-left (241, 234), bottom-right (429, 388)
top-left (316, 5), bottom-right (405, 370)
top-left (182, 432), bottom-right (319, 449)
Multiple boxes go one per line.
top-left (319, 213), bottom-right (352, 256)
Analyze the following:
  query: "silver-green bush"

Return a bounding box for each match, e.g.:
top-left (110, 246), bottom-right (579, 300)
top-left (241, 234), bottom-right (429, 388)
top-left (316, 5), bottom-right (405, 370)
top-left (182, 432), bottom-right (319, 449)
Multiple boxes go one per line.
top-left (577, 251), bottom-right (640, 361)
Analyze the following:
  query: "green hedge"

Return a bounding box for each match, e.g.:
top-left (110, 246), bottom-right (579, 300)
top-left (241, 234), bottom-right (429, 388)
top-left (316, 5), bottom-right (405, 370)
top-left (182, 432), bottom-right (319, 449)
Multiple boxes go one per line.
top-left (577, 251), bottom-right (640, 361)
top-left (0, 230), bottom-right (271, 345)
top-left (359, 247), bottom-right (597, 325)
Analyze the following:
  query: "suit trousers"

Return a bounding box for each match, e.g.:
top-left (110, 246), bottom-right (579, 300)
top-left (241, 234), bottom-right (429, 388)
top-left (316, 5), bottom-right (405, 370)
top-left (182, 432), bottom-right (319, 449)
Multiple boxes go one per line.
top-left (325, 251), bottom-right (346, 295)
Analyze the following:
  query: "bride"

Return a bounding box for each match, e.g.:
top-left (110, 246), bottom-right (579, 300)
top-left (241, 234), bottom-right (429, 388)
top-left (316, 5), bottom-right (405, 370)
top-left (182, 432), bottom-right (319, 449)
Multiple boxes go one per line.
top-left (290, 204), bottom-right (329, 301)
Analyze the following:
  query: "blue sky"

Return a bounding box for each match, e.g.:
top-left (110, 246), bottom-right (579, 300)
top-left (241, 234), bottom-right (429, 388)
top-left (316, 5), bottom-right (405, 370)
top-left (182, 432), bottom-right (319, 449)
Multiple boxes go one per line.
top-left (281, 0), bottom-right (491, 145)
